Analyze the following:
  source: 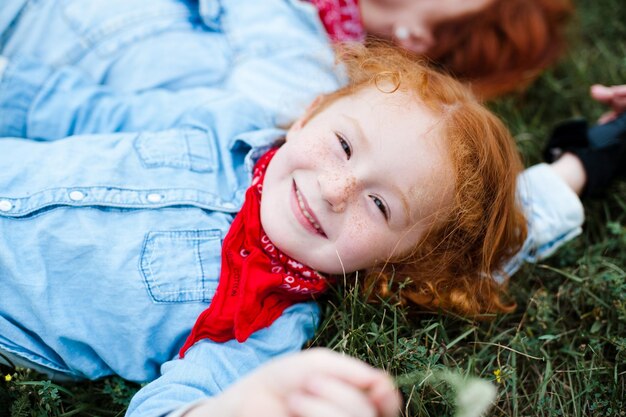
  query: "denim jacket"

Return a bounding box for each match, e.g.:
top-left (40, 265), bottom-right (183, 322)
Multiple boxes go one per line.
top-left (0, 56), bottom-right (324, 417)
top-left (0, 0), bottom-right (340, 125)
top-left (0, 2), bottom-right (338, 415)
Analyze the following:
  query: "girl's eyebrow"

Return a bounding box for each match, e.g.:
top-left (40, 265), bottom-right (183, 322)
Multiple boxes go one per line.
top-left (342, 114), bottom-right (371, 151)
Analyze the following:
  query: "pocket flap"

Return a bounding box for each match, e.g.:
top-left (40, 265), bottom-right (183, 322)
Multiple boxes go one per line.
top-left (140, 229), bottom-right (222, 303)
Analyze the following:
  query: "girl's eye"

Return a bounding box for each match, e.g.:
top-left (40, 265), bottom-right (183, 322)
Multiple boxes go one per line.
top-left (370, 195), bottom-right (389, 219)
top-left (335, 133), bottom-right (352, 159)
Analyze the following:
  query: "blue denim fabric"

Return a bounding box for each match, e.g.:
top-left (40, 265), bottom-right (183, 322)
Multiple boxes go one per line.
top-left (0, 2), bottom-right (337, 412)
top-left (0, 55), bottom-right (322, 416)
top-left (0, 0), bottom-right (340, 125)
top-left (503, 163), bottom-right (584, 280)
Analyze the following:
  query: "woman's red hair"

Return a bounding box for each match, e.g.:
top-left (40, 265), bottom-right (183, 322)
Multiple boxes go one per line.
top-left (423, 0), bottom-right (573, 99)
top-left (322, 44), bottom-right (527, 316)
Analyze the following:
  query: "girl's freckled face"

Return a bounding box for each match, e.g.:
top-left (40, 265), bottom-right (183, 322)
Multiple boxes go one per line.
top-left (260, 87), bottom-right (455, 274)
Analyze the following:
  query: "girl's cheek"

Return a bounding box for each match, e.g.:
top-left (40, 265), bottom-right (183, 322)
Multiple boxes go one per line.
top-left (299, 138), bottom-right (331, 167)
top-left (343, 210), bottom-right (387, 259)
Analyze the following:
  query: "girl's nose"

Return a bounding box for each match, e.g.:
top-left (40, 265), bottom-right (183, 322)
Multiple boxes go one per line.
top-left (319, 173), bottom-right (358, 213)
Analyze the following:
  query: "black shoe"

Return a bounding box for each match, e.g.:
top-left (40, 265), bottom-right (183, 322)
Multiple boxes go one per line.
top-left (544, 113), bottom-right (626, 198)
top-left (588, 112), bottom-right (626, 149)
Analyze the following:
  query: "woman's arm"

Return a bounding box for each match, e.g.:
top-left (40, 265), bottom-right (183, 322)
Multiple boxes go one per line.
top-left (0, 55), bottom-right (243, 140)
top-left (503, 106), bottom-right (626, 278)
top-left (204, 0), bottom-right (342, 125)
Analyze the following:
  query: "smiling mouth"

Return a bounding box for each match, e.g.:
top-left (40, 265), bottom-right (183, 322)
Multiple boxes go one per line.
top-left (293, 180), bottom-right (327, 238)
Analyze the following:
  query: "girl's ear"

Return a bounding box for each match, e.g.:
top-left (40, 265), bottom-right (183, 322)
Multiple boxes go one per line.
top-left (307, 95), bottom-right (326, 113)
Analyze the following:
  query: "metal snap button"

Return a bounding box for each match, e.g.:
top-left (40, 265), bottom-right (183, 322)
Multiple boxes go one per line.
top-left (0, 200), bottom-right (12, 212)
top-left (147, 193), bottom-right (163, 203)
top-left (69, 191), bottom-right (86, 201)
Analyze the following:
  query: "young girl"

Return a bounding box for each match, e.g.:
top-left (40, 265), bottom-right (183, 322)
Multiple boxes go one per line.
top-left (0, 43), bottom-right (586, 417)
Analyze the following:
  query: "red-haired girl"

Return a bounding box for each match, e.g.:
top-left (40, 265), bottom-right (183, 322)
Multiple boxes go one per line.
top-left (1, 43), bottom-right (620, 417)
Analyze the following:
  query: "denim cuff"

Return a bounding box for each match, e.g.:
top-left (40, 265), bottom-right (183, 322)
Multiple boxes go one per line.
top-left (522, 163), bottom-right (584, 257)
top-left (502, 163), bottom-right (584, 277)
top-left (0, 55), bottom-right (54, 138)
top-left (499, 163), bottom-right (585, 281)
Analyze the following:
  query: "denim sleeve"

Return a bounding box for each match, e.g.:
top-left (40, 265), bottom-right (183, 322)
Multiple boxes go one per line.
top-left (500, 163), bottom-right (585, 280)
top-left (125, 302), bottom-right (319, 417)
top-left (0, 56), bottom-right (235, 140)
top-left (216, 0), bottom-right (342, 125)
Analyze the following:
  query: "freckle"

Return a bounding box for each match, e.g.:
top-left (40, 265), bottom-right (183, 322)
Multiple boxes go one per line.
top-left (345, 176), bottom-right (357, 195)
top-left (309, 142), bottom-right (328, 159)
top-left (347, 210), bottom-right (367, 238)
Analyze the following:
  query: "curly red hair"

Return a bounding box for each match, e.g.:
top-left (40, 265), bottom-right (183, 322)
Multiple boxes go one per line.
top-left (427, 0), bottom-right (573, 99)
top-left (318, 44), bottom-right (527, 316)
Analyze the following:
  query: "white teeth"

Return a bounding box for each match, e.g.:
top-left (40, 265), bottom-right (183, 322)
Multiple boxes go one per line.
top-left (295, 188), bottom-right (321, 231)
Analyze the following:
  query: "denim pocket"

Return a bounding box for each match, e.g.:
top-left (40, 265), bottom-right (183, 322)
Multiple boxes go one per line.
top-left (140, 229), bottom-right (222, 303)
top-left (134, 129), bottom-right (216, 172)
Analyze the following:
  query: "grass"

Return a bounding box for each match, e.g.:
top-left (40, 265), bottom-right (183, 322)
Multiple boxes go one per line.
top-left (1, 0), bottom-right (625, 415)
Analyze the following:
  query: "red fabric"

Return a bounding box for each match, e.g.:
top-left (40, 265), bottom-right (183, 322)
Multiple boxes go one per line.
top-left (308, 0), bottom-right (365, 42)
top-left (180, 148), bottom-right (329, 356)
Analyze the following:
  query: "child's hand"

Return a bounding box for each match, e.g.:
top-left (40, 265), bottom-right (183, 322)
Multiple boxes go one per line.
top-left (590, 84), bottom-right (626, 123)
top-left (184, 348), bottom-right (401, 417)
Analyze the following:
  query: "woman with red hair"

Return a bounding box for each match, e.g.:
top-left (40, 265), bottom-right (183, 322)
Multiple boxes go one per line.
top-left (313, 0), bottom-right (573, 98)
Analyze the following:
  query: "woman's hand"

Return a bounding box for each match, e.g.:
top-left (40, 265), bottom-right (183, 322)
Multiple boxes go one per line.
top-left (184, 348), bottom-right (401, 417)
top-left (590, 84), bottom-right (626, 123)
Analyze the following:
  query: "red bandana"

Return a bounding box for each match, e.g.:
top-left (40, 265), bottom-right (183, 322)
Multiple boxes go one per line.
top-left (308, 0), bottom-right (366, 42)
top-left (180, 148), bottom-right (329, 356)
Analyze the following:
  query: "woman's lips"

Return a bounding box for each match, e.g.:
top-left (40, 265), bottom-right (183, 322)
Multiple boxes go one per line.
top-left (290, 180), bottom-right (327, 238)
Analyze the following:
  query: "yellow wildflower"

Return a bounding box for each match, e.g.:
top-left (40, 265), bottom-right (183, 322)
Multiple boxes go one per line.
top-left (493, 369), bottom-right (502, 384)
top-left (4, 374), bottom-right (12, 382)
